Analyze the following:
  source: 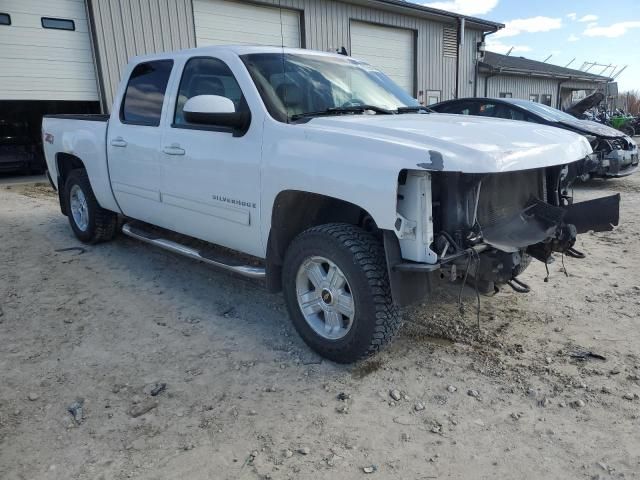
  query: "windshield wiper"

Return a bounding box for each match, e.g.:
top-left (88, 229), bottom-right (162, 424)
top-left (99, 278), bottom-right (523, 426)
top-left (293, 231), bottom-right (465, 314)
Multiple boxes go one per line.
top-left (291, 105), bottom-right (394, 121)
top-left (396, 106), bottom-right (433, 114)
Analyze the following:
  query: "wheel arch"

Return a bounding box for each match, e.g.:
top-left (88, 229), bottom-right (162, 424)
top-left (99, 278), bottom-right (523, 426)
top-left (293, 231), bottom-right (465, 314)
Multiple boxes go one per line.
top-left (265, 190), bottom-right (380, 292)
top-left (55, 153), bottom-right (86, 216)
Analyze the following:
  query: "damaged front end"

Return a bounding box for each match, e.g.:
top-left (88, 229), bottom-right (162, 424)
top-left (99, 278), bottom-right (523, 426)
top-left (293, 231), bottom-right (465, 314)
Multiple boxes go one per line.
top-left (386, 159), bottom-right (620, 306)
top-left (588, 136), bottom-right (639, 178)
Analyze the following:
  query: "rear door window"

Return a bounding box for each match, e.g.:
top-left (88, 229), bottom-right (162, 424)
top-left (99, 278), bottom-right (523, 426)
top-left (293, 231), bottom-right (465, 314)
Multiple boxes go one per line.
top-left (121, 60), bottom-right (174, 126)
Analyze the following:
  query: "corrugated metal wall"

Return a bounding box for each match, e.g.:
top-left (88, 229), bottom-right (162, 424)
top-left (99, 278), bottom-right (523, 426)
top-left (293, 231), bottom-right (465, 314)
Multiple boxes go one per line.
top-left (88, 0), bottom-right (487, 110)
top-left (87, 0), bottom-right (196, 108)
top-left (264, 0), bottom-right (463, 102)
top-left (478, 73), bottom-right (559, 105)
top-left (459, 27), bottom-right (482, 98)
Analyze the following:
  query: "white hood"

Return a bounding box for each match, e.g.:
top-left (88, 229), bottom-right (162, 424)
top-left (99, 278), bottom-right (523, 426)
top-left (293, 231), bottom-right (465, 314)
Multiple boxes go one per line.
top-left (304, 113), bottom-right (593, 173)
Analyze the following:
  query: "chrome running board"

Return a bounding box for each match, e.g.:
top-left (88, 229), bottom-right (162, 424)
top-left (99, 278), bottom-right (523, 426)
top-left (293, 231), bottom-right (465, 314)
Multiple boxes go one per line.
top-left (121, 223), bottom-right (266, 279)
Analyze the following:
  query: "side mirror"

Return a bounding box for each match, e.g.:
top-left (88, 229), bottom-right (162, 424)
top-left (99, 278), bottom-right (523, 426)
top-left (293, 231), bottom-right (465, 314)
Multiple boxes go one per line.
top-left (183, 95), bottom-right (250, 134)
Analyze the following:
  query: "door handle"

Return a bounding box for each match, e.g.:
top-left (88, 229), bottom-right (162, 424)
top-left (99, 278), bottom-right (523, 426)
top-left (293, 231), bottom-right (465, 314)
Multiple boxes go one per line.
top-left (162, 144), bottom-right (186, 156)
top-left (110, 137), bottom-right (127, 147)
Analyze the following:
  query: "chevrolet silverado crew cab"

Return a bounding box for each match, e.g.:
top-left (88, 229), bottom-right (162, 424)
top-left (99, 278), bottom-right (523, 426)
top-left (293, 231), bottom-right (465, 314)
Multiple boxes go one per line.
top-left (42, 46), bottom-right (620, 363)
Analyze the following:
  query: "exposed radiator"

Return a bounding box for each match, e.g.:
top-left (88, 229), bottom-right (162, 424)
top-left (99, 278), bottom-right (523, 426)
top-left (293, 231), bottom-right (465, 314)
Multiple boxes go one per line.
top-left (476, 169), bottom-right (546, 229)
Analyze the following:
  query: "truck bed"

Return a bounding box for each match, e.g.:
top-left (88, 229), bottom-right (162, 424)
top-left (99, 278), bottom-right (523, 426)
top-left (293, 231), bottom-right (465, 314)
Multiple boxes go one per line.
top-left (42, 114), bottom-right (120, 213)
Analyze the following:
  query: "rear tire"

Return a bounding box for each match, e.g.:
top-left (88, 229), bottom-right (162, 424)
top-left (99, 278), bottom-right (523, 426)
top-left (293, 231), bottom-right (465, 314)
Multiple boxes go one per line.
top-left (282, 223), bottom-right (401, 363)
top-left (64, 169), bottom-right (118, 244)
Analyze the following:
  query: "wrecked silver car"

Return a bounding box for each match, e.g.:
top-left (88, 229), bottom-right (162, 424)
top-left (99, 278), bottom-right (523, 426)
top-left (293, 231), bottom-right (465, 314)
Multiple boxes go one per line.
top-left (431, 97), bottom-right (639, 178)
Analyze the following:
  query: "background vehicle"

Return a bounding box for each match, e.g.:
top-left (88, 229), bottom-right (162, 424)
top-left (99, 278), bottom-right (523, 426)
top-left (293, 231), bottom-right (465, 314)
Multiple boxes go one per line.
top-left (609, 112), bottom-right (636, 137)
top-left (0, 102), bottom-right (100, 177)
top-left (565, 92), bottom-right (605, 119)
top-left (0, 119), bottom-right (40, 174)
top-left (42, 47), bottom-right (620, 363)
top-left (431, 97), bottom-right (638, 178)
top-left (632, 116), bottom-right (640, 136)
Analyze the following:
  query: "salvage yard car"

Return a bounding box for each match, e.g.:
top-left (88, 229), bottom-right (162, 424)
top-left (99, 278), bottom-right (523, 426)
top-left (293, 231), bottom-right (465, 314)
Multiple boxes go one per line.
top-left (42, 46), bottom-right (621, 363)
top-left (431, 97), bottom-right (639, 179)
top-left (0, 119), bottom-right (42, 174)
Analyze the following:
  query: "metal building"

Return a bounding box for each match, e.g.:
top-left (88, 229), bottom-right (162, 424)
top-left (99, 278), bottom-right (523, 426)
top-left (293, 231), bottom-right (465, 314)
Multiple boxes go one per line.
top-left (84, 0), bottom-right (502, 111)
top-left (0, 0), bottom-right (98, 101)
top-left (0, 0), bottom-right (502, 168)
top-left (0, 0), bottom-right (503, 111)
top-left (478, 52), bottom-right (614, 109)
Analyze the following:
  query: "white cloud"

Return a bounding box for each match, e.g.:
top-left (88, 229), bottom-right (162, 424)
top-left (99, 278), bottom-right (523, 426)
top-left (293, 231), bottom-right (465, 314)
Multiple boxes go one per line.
top-left (494, 16), bottom-right (563, 38)
top-left (568, 34), bottom-right (580, 41)
top-left (567, 12), bottom-right (577, 20)
top-left (587, 22), bottom-right (598, 28)
top-left (583, 21), bottom-right (640, 38)
top-left (578, 14), bottom-right (599, 22)
top-left (485, 39), bottom-right (532, 54)
top-left (422, 0), bottom-right (498, 16)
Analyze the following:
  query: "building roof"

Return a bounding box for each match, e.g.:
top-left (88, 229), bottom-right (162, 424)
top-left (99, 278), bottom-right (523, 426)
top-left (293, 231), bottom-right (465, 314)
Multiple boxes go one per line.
top-left (354, 0), bottom-right (504, 30)
top-left (480, 51), bottom-right (612, 82)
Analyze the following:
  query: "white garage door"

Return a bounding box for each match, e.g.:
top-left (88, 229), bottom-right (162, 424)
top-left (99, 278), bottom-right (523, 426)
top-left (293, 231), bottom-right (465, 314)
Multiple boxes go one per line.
top-left (350, 21), bottom-right (415, 94)
top-left (194, 0), bottom-right (301, 48)
top-left (0, 0), bottom-right (98, 101)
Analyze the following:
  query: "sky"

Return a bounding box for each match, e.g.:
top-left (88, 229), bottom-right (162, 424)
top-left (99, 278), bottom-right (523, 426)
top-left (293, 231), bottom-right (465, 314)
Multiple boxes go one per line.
top-left (413, 0), bottom-right (640, 92)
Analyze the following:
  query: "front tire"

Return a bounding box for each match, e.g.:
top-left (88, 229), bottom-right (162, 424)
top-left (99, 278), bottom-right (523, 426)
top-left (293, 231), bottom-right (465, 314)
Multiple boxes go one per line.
top-left (621, 125), bottom-right (636, 137)
top-left (282, 223), bottom-right (401, 363)
top-left (64, 169), bottom-right (117, 244)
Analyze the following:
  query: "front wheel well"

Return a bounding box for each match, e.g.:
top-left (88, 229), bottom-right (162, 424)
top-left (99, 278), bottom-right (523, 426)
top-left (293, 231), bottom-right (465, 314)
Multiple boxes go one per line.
top-left (265, 191), bottom-right (379, 292)
top-left (55, 153), bottom-right (86, 215)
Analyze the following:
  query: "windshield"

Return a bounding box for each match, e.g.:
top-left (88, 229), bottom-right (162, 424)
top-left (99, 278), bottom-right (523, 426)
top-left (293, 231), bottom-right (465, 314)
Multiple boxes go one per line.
top-left (508, 99), bottom-right (578, 123)
top-left (240, 53), bottom-right (419, 122)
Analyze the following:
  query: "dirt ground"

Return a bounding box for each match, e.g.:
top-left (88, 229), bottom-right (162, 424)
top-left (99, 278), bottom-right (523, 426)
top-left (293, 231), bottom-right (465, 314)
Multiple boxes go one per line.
top-left (1, 176), bottom-right (639, 480)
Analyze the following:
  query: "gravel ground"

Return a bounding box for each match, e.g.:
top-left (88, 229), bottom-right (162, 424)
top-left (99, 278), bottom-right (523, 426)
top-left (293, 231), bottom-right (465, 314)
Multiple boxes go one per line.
top-left (1, 177), bottom-right (639, 480)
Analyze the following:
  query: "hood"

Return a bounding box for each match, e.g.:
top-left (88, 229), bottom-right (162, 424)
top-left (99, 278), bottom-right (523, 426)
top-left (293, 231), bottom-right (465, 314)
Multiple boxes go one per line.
top-left (304, 113), bottom-right (592, 173)
top-left (565, 92), bottom-right (604, 117)
top-left (557, 118), bottom-right (628, 139)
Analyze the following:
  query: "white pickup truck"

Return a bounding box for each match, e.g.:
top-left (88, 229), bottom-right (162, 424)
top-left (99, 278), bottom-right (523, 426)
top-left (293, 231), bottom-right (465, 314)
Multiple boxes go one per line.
top-left (42, 46), bottom-right (620, 363)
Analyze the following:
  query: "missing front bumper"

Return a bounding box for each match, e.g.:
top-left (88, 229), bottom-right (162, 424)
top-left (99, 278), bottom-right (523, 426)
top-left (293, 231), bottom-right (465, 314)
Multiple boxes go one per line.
top-left (481, 194), bottom-right (620, 261)
top-left (563, 194), bottom-right (620, 234)
top-left (385, 194), bottom-right (621, 306)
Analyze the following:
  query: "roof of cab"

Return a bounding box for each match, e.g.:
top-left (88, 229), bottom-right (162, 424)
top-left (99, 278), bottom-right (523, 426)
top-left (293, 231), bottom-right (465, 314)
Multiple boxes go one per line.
top-left (129, 45), bottom-right (345, 64)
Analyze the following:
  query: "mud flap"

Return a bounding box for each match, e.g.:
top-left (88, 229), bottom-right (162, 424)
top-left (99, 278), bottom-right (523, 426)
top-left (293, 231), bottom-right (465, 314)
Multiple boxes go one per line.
top-left (383, 231), bottom-right (432, 307)
top-left (563, 194), bottom-right (620, 234)
top-left (57, 175), bottom-right (68, 216)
